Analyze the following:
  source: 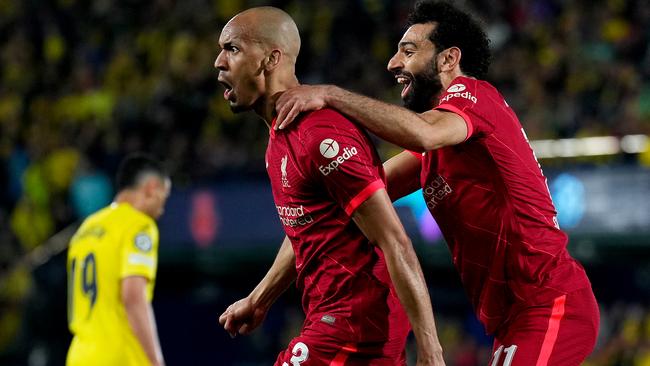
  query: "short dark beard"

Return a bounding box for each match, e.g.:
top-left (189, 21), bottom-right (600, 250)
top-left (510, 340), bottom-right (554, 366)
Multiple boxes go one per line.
top-left (229, 104), bottom-right (248, 113)
top-left (403, 56), bottom-right (443, 113)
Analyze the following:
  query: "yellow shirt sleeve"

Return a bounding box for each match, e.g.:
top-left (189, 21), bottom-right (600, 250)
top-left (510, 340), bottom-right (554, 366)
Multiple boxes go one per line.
top-left (119, 220), bottom-right (159, 281)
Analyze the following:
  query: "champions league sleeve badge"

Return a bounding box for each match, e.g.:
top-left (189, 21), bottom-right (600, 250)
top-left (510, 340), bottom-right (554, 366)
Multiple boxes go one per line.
top-left (134, 233), bottom-right (153, 252)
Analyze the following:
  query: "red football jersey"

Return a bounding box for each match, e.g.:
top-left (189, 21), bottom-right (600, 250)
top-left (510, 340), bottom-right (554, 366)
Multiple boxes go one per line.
top-left (266, 108), bottom-right (410, 345)
top-left (415, 76), bottom-right (591, 334)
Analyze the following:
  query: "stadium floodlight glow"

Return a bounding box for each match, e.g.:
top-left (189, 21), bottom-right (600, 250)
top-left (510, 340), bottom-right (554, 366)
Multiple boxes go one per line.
top-left (620, 135), bottom-right (648, 153)
top-left (554, 138), bottom-right (578, 157)
top-left (530, 134), bottom-right (648, 159)
top-left (530, 139), bottom-right (556, 158)
top-left (579, 136), bottom-right (620, 156)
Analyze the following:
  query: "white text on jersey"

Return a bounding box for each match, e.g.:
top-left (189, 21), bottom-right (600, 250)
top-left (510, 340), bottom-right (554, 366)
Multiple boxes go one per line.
top-left (318, 147), bottom-right (358, 176)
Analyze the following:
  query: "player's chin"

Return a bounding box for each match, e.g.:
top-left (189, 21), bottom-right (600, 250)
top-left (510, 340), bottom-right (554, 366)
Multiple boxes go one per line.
top-left (229, 102), bottom-right (249, 113)
top-left (401, 91), bottom-right (416, 109)
top-left (229, 97), bottom-right (258, 113)
top-left (402, 92), bottom-right (429, 113)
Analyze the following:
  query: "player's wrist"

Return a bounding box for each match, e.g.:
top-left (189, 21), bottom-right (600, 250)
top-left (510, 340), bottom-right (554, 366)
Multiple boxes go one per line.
top-left (416, 337), bottom-right (443, 359)
top-left (248, 290), bottom-right (273, 311)
top-left (323, 85), bottom-right (340, 106)
top-left (417, 347), bottom-right (444, 364)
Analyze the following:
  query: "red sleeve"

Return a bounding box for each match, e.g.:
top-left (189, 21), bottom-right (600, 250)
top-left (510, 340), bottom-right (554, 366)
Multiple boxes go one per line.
top-left (435, 103), bottom-right (474, 141)
top-left (300, 110), bottom-right (386, 216)
top-left (434, 77), bottom-right (494, 140)
top-left (407, 150), bottom-right (424, 160)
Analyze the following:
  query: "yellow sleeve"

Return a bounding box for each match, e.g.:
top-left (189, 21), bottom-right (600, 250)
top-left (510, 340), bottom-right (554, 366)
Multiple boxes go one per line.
top-left (119, 220), bottom-right (159, 281)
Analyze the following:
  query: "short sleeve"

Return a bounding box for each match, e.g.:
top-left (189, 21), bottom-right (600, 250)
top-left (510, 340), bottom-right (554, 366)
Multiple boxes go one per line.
top-left (300, 110), bottom-right (385, 216)
top-left (119, 221), bottom-right (159, 281)
top-left (407, 150), bottom-right (424, 160)
top-left (434, 77), bottom-right (494, 140)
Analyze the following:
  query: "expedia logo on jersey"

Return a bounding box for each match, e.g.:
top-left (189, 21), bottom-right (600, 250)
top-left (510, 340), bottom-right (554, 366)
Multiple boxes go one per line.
top-left (440, 83), bottom-right (477, 104)
top-left (423, 175), bottom-right (452, 210)
top-left (276, 204), bottom-right (314, 227)
top-left (318, 138), bottom-right (359, 176)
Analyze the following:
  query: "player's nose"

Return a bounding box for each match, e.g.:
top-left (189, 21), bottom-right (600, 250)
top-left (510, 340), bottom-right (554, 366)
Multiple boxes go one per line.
top-left (387, 52), bottom-right (403, 73)
top-left (214, 51), bottom-right (227, 71)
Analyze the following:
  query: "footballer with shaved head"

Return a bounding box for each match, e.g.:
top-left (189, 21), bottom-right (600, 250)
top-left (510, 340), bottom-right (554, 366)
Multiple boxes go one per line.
top-left (215, 6), bottom-right (444, 366)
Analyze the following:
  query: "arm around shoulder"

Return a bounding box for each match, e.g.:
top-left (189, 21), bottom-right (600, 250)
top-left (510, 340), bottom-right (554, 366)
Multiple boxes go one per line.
top-left (276, 84), bottom-right (467, 152)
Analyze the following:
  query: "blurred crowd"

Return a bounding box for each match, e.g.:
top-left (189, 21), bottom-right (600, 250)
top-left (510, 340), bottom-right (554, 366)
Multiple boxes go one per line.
top-left (0, 0), bottom-right (649, 365)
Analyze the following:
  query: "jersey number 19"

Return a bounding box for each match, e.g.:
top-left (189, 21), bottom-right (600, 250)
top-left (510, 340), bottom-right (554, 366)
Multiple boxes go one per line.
top-left (67, 253), bottom-right (98, 324)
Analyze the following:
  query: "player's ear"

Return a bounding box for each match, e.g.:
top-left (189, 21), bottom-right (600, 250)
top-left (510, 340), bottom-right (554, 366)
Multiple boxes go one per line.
top-left (265, 49), bottom-right (282, 71)
top-left (141, 176), bottom-right (159, 198)
top-left (438, 47), bottom-right (461, 72)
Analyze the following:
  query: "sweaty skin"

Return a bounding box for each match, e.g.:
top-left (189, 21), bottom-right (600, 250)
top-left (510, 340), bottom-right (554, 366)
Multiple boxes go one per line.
top-left (224, 7), bottom-right (300, 61)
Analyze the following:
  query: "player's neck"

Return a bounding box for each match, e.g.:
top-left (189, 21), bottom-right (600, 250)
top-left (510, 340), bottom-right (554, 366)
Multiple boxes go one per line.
top-left (256, 72), bottom-right (299, 127)
top-left (441, 69), bottom-right (469, 90)
top-left (115, 191), bottom-right (149, 217)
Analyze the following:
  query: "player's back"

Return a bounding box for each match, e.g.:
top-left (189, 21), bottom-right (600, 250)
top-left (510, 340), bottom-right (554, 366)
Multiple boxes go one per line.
top-left (67, 203), bottom-right (156, 366)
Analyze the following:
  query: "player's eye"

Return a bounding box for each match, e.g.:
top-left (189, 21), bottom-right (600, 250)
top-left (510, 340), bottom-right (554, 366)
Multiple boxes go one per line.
top-left (223, 44), bottom-right (240, 54)
top-left (404, 50), bottom-right (415, 57)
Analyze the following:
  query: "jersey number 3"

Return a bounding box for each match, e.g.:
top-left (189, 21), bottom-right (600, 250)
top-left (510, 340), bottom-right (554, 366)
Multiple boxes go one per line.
top-left (67, 253), bottom-right (98, 323)
top-left (282, 342), bottom-right (309, 366)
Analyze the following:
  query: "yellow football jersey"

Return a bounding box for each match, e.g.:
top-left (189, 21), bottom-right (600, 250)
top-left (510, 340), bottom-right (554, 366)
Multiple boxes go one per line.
top-left (66, 202), bottom-right (159, 366)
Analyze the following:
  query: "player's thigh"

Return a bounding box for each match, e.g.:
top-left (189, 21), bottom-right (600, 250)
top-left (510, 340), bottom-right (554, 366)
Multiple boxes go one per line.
top-left (546, 287), bottom-right (599, 365)
top-left (490, 288), bottom-right (599, 366)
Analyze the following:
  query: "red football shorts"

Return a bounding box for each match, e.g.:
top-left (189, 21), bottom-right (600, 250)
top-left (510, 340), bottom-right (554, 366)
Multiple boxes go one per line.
top-left (489, 287), bottom-right (599, 366)
top-left (273, 334), bottom-right (407, 366)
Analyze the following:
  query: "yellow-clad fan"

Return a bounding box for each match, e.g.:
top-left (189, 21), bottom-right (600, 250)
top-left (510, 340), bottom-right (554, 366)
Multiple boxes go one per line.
top-left (66, 154), bottom-right (171, 366)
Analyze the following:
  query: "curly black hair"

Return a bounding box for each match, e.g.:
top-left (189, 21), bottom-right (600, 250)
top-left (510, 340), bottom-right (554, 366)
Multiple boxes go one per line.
top-left (408, 0), bottom-right (491, 79)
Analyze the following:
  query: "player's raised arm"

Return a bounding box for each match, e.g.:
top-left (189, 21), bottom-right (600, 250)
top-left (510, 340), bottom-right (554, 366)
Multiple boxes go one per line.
top-left (352, 188), bottom-right (444, 365)
top-left (122, 276), bottom-right (165, 366)
top-left (219, 236), bottom-right (296, 337)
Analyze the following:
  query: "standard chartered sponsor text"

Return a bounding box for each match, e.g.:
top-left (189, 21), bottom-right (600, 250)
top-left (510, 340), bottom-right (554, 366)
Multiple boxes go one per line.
top-left (276, 204), bottom-right (314, 227)
top-left (423, 175), bottom-right (452, 209)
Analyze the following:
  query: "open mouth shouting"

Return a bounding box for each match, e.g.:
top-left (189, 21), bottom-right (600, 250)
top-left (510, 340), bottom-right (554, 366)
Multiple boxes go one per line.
top-left (396, 74), bottom-right (413, 99)
top-left (218, 77), bottom-right (234, 101)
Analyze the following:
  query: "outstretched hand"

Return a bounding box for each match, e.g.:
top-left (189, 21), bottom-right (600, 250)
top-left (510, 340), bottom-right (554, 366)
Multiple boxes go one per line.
top-left (275, 85), bottom-right (331, 130)
top-left (218, 296), bottom-right (268, 338)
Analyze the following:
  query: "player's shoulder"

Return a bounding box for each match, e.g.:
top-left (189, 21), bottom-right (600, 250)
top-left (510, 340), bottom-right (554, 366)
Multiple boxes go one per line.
top-left (77, 204), bottom-right (115, 230)
top-left (445, 76), bottom-right (497, 95)
top-left (294, 108), bottom-right (361, 144)
top-left (298, 108), bottom-right (355, 129)
top-left (106, 203), bottom-right (156, 232)
top-left (70, 205), bottom-right (114, 244)
top-left (443, 76), bottom-right (510, 113)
